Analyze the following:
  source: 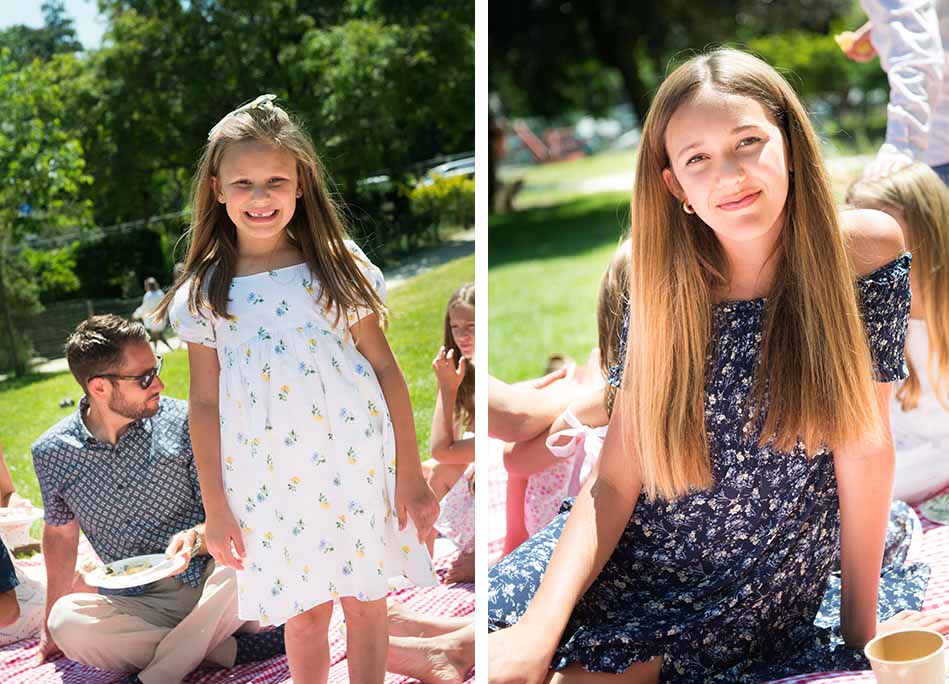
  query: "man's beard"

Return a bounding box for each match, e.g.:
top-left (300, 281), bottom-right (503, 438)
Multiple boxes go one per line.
top-left (109, 390), bottom-right (160, 421)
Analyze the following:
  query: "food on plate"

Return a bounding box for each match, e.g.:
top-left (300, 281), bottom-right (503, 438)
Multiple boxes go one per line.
top-left (104, 561), bottom-right (153, 577)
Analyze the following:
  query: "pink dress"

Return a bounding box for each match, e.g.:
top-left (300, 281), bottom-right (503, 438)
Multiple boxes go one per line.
top-left (432, 433), bottom-right (475, 553)
top-left (523, 410), bottom-right (607, 536)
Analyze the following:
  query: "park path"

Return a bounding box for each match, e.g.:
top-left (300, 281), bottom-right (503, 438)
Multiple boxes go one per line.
top-left (22, 229), bottom-right (474, 377)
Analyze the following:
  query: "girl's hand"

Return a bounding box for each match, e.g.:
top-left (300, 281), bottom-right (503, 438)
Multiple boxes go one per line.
top-left (488, 625), bottom-right (553, 684)
top-left (395, 475), bottom-right (440, 543)
top-left (432, 346), bottom-right (466, 394)
top-left (878, 609), bottom-right (949, 636)
top-left (205, 508), bottom-right (246, 570)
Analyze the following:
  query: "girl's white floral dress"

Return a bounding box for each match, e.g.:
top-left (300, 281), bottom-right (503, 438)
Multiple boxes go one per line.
top-left (170, 240), bottom-right (437, 625)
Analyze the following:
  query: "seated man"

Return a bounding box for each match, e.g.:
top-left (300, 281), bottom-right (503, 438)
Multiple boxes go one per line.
top-left (31, 315), bottom-right (284, 684)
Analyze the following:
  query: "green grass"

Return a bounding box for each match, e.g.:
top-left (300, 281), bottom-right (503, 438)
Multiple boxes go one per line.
top-left (489, 192), bottom-right (630, 381)
top-left (0, 255), bottom-right (474, 507)
top-left (499, 149), bottom-right (636, 209)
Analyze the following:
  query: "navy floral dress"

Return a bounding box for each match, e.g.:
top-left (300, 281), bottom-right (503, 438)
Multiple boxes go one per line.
top-left (489, 254), bottom-right (928, 683)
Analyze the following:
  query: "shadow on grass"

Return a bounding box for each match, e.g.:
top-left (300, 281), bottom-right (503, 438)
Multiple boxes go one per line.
top-left (0, 369), bottom-right (72, 393)
top-left (488, 192), bottom-right (631, 268)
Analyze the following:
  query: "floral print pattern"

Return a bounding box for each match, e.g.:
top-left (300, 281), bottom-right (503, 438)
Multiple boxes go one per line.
top-left (488, 255), bottom-right (914, 683)
top-left (171, 240), bottom-right (437, 626)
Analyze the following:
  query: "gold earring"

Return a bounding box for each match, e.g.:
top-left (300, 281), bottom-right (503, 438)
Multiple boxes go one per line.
top-left (682, 201), bottom-right (695, 214)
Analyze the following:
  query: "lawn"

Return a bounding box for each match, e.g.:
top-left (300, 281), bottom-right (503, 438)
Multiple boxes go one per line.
top-left (0, 255), bottom-right (474, 507)
top-left (498, 149), bottom-right (636, 209)
top-left (489, 191), bottom-right (630, 381)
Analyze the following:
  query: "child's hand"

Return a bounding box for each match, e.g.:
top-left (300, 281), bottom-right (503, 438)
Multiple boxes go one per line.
top-left (878, 609), bottom-right (949, 636)
top-left (432, 346), bottom-right (466, 393)
top-left (395, 476), bottom-right (440, 543)
top-left (205, 509), bottom-right (246, 571)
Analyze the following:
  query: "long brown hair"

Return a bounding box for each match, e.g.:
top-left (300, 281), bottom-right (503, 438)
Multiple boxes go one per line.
top-left (444, 282), bottom-right (475, 430)
top-left (598, 239), bottom-right (631, 416)
top-left (155, 98), bottom-right (385, 328)
top-left (622, 48), bottom-right (883, 501)
top-left (846, 162), bottom-right (949, 411)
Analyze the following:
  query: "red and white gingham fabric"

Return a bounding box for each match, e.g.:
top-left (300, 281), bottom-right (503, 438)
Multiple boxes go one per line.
top-left (0, 539), bottom-right (474, 683)
top-left (486, 438), bottom-right (949, 683)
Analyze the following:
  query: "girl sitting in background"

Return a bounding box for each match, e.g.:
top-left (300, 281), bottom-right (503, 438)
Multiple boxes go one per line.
top-left (846, 162), bottom-right (949, 504)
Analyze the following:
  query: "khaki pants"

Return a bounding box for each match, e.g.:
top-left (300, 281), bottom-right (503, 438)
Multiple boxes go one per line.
top-left (48, 560), bottom-right (247, 684)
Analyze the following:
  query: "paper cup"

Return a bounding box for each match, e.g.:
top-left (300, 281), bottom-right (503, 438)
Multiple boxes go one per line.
top-left (865, 628), bottom-right (946, 683)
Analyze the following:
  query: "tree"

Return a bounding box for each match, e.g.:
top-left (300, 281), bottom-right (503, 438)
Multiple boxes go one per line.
top-left (68, 0), bottom-right (472, 224)
top-left (490, 0), bottom-right (853, 120)
top-left (0, 50), bottom-right (92, 374)
top-left (0, 1), bottom-right (83, 65)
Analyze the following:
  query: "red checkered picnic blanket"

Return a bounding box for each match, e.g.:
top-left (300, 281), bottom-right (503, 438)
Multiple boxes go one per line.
top-left (0, 542), bottom-right (474, 683)
top-left (486, 437), bottom-right (949, 683)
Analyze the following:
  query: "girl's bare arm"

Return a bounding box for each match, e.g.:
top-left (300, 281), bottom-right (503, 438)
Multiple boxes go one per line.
top-left (513, 387), bottom-right (642, 650)
top-left (185, 342), bottom-right (230, 514)
top-left (833, 381), bottom-right (896, 647)
top-left (430, 389), bottom-right (475, 464)
top-left (504, 385), bottom-right (608, 477)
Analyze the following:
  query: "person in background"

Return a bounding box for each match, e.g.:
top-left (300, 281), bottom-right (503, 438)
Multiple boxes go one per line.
top-left (133, 278), bottom-right (174, 353)
top-left (839, 0), bottom-right (947, 182)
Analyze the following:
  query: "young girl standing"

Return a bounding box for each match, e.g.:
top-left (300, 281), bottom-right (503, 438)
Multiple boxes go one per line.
top-left (488, 49), bottom-right (912, 683)
top-left (159, 95), bottom-right (438, 684)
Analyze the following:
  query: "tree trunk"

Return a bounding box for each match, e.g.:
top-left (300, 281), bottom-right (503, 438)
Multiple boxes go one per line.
top-left (488, 111), bottom-right (498, 213)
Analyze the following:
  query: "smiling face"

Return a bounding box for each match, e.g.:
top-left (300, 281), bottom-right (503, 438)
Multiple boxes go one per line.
top-left (661, 88), bottom-right (791, 247)
top-left (214, 139), bottom-right (302, 246)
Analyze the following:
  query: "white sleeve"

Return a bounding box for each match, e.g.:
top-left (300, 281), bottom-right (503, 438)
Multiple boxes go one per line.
top-left (862, 0), bottom-right (944, 159)
top-left (343, 240), bottom-right (387, 327)
top-left (168, 280), bottom-right (218, 348)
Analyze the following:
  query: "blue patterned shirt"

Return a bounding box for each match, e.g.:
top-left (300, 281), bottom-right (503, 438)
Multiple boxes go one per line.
top-left (0, 540), bottom-right (18, 593)
top-left (31, 396), bottom-right (208, 596)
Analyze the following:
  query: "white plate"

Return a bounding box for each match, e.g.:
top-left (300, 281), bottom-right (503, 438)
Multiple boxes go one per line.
top-left (85, 553), bottom-right (188, 590)
top-left (0, 508), bottom-right (43, 525)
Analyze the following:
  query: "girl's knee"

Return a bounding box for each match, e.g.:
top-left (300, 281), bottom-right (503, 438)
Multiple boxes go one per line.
top-left (286, 600), bottom-right (333, 636)
top-left (339, 595), bottom-right (387, 622)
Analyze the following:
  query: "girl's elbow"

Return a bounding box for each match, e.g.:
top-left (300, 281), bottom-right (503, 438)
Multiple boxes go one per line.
top-left (429, 444), bottom-right (451, 463)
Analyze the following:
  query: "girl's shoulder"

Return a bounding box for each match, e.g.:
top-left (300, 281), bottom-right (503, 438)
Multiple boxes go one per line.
top-left (838, 208), bottom-right (906, 278)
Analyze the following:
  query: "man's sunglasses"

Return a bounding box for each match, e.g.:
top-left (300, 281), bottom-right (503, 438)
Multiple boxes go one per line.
top-left (92, 356), bottom-right (163, 390)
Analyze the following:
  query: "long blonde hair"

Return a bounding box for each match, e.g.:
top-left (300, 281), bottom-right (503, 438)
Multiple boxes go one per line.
top-left (846, 162), bottom-right (949, 411)
top-left (155, 98), bottom-right (385, 327)
top-left (622, 48), bottom-right (883, 501)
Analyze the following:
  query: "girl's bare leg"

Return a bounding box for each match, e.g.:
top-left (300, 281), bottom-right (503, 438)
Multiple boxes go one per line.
top-left (546, 658), bottom-right (662, 684)
top-left (502, 473), bottom-right (530, 555)
top-left (341, 596), bottom-right (388, 684)
top-left (285, 600), bottom-right (334, 684)
top-left (387, 599), bottom-right (471, 637)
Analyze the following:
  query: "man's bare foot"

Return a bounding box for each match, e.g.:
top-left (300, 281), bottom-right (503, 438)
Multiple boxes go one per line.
top-left (387, 599), bottom-right (471, 638)
top-left (443, 551), bottom-right (474, 584)
top-left (387, 625), bottom-right (474, 684)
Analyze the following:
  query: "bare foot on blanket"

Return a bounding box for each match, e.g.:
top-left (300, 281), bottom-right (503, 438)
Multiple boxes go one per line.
top-left (387, 599), bottom-right (471, 638)
top-left (443, 551), bottom-right (474, 584)
top-left (387, 625), bottom-right (474, 684)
